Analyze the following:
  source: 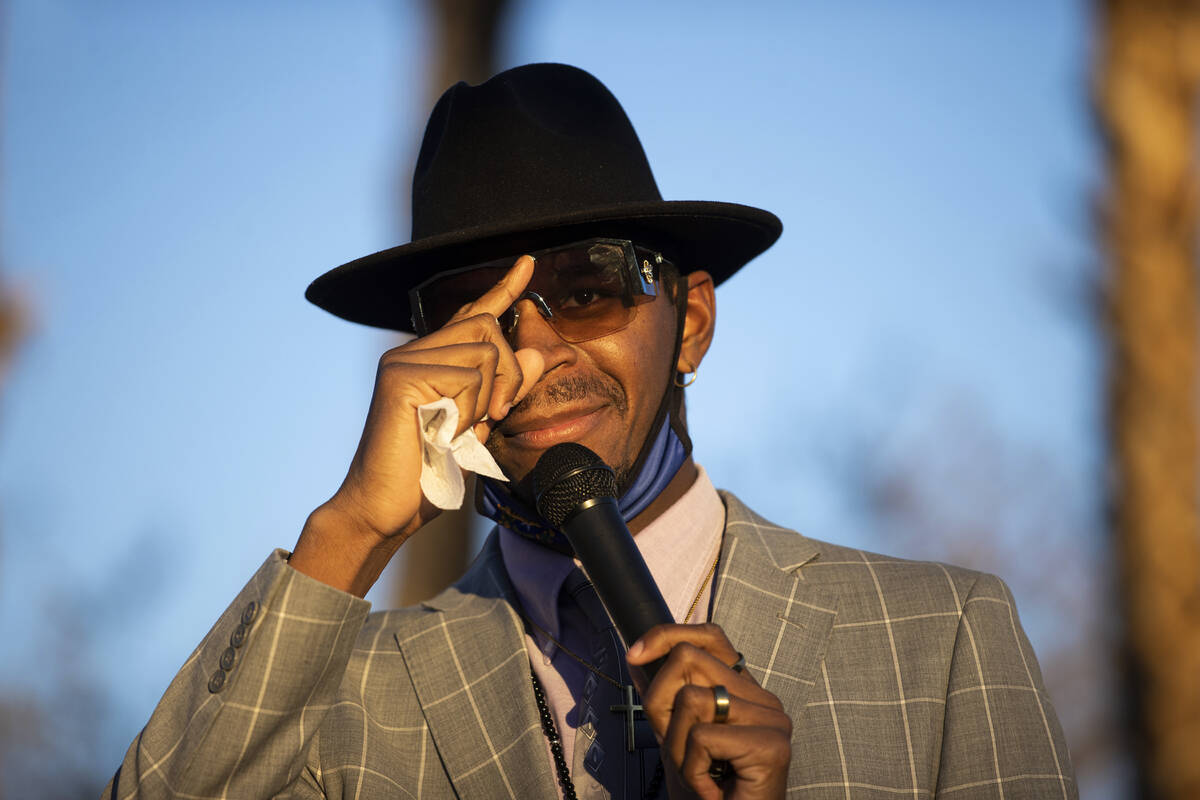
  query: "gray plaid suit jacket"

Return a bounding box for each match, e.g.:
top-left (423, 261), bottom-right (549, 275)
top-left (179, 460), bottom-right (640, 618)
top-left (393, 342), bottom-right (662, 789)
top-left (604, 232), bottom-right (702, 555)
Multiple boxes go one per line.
top-left (106, 492), bottom-right (1076, 799)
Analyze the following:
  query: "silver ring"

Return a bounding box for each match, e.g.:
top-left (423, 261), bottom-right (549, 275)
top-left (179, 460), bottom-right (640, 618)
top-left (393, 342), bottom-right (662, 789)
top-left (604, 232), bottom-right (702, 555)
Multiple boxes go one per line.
top-left (730, 652), bottom-right (746, 673)
top-left (712, 685), bottom-right (731, 723)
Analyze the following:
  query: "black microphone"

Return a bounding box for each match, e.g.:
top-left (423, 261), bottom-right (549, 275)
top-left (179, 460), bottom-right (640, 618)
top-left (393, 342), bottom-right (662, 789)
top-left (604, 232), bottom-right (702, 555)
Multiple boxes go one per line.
top-left (531, 442), bottom-right (673, 680)
top-left (531, 443), bottom-right (733, 783)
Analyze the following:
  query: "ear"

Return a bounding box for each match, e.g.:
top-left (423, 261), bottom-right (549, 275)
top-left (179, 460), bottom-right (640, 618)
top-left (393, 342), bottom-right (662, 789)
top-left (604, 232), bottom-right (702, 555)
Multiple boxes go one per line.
top-left (677, 271), bottom-right (715, 375)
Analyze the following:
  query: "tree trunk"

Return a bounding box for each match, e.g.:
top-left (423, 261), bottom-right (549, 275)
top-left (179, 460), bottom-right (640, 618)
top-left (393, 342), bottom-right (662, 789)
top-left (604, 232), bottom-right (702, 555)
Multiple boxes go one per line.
top-left (389, 0), bottom-right (511, 607)
top-left (0, 0), bottom-right (20, 386)
top-left (1095, 1), bottom-right (1200, 796)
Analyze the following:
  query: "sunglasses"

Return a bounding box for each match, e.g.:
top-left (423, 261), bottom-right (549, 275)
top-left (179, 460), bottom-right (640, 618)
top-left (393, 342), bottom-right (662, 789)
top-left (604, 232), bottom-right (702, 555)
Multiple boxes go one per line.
top-left (409, 238), bottom-right (670, 343)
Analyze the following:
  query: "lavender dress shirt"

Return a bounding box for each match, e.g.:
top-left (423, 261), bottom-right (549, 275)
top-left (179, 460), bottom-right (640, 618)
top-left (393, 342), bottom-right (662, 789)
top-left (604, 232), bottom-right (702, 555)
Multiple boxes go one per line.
top-left (499, 466), bottom-right (726, 796)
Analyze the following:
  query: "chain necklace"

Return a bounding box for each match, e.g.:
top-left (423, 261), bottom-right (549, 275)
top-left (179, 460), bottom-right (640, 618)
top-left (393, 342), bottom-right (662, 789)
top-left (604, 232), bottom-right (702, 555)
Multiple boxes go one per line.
top-left (683, 550), bottom-right (720, 625)
top-left (524, 549), bottom-right (720, 800)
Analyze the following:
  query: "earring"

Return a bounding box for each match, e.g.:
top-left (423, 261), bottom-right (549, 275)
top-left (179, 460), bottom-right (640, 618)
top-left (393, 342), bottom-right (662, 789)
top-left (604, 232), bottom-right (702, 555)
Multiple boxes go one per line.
top-left (674, 360), bottom-right (697, 388)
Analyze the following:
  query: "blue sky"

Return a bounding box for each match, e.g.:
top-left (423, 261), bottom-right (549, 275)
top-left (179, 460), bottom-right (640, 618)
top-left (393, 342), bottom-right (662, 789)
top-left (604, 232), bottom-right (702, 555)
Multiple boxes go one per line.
top-left (1, 0), bottom-right (1112, 791)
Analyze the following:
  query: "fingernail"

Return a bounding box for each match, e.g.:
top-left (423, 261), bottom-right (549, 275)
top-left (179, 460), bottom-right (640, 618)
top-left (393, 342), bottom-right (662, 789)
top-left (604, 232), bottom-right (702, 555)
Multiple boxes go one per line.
top-left (500, 402), bottom-right (512, 418)
top-left (628, 640), bottom-right (644, 659)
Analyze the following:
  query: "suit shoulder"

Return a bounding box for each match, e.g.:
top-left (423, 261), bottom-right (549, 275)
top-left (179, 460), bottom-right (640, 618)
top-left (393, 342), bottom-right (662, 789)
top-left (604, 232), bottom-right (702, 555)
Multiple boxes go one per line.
top-left (806, 540), bottom-right (989, 606)
top-left (348, 604), bottom-right (433, 657)
top-left (801, 540), bottom-right (1008, 634)
top-left (351, 532), bottom-right (514, 653)
top-left (720, 489), bottom-right (992, 614)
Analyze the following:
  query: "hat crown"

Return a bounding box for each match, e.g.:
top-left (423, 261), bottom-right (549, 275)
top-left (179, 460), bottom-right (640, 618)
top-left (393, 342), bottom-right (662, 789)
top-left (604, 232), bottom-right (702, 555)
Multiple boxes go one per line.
top-left (306, 63), bottom-right (781, 333)
top-left (411, 63), bottom-right (663, 241)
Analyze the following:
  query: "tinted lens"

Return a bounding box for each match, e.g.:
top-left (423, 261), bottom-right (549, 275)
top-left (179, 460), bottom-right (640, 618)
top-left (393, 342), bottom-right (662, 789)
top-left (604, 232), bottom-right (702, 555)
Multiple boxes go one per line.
top-left (532, 242), bottom-right (632, 340)
top-left (416, 264), bottom-right (509, 333)
top-left (414, 240), bottom-right (649, 341)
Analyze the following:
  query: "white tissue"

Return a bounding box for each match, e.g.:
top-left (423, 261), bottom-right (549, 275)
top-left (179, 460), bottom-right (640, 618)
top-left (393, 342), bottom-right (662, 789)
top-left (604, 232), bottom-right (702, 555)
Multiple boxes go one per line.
top-left (417, 397), bottom-right (508, 509)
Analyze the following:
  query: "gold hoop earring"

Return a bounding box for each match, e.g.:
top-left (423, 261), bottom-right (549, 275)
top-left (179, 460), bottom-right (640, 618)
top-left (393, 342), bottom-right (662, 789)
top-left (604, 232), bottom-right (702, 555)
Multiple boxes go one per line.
top-left (674, 361), bottom-right (698, 388)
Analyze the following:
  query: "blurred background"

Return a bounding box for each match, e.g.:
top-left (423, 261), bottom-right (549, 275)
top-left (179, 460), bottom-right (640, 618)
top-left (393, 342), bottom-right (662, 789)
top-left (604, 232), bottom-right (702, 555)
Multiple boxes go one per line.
top-left (2, 0), bottom-right (1198, 797)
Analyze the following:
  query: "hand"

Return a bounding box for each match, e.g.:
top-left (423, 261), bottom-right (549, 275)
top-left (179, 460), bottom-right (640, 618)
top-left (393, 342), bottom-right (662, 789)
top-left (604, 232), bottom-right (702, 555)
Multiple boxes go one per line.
top-left (628, 624), bottom-right (792, 799)
top-left (290, 256), bottom-right (545, 595)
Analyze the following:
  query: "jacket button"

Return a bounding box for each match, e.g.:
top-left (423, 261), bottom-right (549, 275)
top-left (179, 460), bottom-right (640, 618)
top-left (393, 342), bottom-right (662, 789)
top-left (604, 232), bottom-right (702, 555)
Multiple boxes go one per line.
top-left (241, 601), bottom-right (259, 625)
top-left (219, 647), bottom-right (237, 671)
top-left (230, 623), bottom-right (248, 648)
top-left (208, 669), bottom-right (226, 693)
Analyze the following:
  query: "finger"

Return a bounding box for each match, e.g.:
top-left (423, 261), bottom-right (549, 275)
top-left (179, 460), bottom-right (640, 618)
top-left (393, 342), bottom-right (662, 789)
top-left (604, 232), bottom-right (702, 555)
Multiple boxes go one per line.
top-left (387, 343), bottom-right (500, 432)
top-left (404, 314), bottom-right (528, 422)
top-left (678, 724), bottom-right (791, 799)
top-left (473, 347), bottom-right (545, 444)
top-left (628, 622), bottom-right (739, 668)
top-left (375, 361), bottom-right (487, 440)
top-left (511, 348), bottom-right (545, 405)
top-left (662, 685), bottom-right (788, 771)
top-left (446, 254), bottom-right (536, 326)
top-left (638, 643), bottom-right (780, 738)
top-left (628, 622), bottom-right (758, 705)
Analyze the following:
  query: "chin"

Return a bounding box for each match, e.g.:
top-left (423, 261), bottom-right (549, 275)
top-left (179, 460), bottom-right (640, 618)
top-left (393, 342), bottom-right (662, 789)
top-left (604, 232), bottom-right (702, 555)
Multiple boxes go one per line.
top-left (487, 436), bottom-right (632, 488)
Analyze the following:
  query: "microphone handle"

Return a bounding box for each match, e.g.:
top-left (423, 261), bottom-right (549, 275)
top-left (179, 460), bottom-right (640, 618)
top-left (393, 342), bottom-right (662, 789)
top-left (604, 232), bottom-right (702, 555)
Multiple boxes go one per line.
top-left (559, 497), bottom-right (733, 783)
top-left (559, 497), bottom-right (672, 679)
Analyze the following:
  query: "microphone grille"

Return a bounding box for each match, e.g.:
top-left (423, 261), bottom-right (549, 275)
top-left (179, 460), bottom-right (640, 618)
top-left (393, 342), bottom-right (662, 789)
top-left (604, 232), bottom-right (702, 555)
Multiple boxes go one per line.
top-left (531, 443), bottom-right (619, 527)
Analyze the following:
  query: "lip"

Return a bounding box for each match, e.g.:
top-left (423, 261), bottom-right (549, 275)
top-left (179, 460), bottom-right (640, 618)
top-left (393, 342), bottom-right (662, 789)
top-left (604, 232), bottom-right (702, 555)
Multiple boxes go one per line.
top-left (501, 406), bottom-right (610, 450)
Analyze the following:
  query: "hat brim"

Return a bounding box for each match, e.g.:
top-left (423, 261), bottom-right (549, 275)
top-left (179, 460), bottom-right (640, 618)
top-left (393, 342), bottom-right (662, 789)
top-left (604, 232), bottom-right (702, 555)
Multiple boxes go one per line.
top-left (305, 200), bottom-right (782, 332)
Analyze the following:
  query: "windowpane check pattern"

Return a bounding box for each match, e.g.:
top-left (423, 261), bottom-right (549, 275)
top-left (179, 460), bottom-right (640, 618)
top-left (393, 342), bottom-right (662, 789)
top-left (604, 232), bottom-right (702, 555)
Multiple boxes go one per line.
top-left (106, 493), bottom-right (1075, 799)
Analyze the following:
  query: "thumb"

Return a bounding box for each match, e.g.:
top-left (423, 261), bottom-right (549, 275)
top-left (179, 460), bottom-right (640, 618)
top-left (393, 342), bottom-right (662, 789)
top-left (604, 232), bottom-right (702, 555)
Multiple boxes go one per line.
top-left (512, 348), bottom-right (545, 405)
top-left (473, 348), bottom-right (545, 443)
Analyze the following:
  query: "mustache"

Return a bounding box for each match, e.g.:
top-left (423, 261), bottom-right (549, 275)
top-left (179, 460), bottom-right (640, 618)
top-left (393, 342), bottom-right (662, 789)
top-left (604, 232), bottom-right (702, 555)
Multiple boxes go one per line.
top-left (511, 374), bottom-right (628, 417)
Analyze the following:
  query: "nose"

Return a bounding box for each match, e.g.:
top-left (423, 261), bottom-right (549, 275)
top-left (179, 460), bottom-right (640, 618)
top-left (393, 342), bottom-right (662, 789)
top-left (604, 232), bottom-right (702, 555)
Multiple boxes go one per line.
top-left (507, 296), bottom-right (576, 372)
top-left (502, 292), bottom-right (554, 342)
top-left (507, 291), bottom-right (554, 330)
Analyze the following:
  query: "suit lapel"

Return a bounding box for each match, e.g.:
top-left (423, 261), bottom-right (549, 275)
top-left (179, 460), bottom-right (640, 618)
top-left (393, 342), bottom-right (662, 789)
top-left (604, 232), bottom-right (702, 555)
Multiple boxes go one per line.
top-left (713, 492), bottom-right (839, 713)
top-left (389, 493), bottom-right (837, 797)
top-left (393, 535), bottom-right (559, 799)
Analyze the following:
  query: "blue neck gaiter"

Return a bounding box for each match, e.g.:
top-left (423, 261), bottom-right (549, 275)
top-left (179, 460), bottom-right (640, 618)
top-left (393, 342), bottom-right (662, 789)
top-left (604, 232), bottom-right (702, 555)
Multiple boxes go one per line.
top-left (477, 417), bottom-right (687, 554)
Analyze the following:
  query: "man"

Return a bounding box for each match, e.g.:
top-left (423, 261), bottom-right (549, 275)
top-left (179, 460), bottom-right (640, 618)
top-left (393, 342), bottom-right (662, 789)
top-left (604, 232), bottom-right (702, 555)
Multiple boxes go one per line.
top-left (107, 64), bottom-right (1076, 799)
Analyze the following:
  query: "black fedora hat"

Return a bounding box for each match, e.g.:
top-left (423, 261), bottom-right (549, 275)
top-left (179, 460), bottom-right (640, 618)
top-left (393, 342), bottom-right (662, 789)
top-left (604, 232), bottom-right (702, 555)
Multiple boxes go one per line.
top-left (306, 63), bottom-right (782, 332)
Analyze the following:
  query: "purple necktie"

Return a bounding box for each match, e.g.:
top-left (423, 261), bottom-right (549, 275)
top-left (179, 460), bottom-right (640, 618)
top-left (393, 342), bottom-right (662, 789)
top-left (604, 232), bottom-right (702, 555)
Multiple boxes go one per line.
top-left (557, 568), bottom-right (661, 798)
